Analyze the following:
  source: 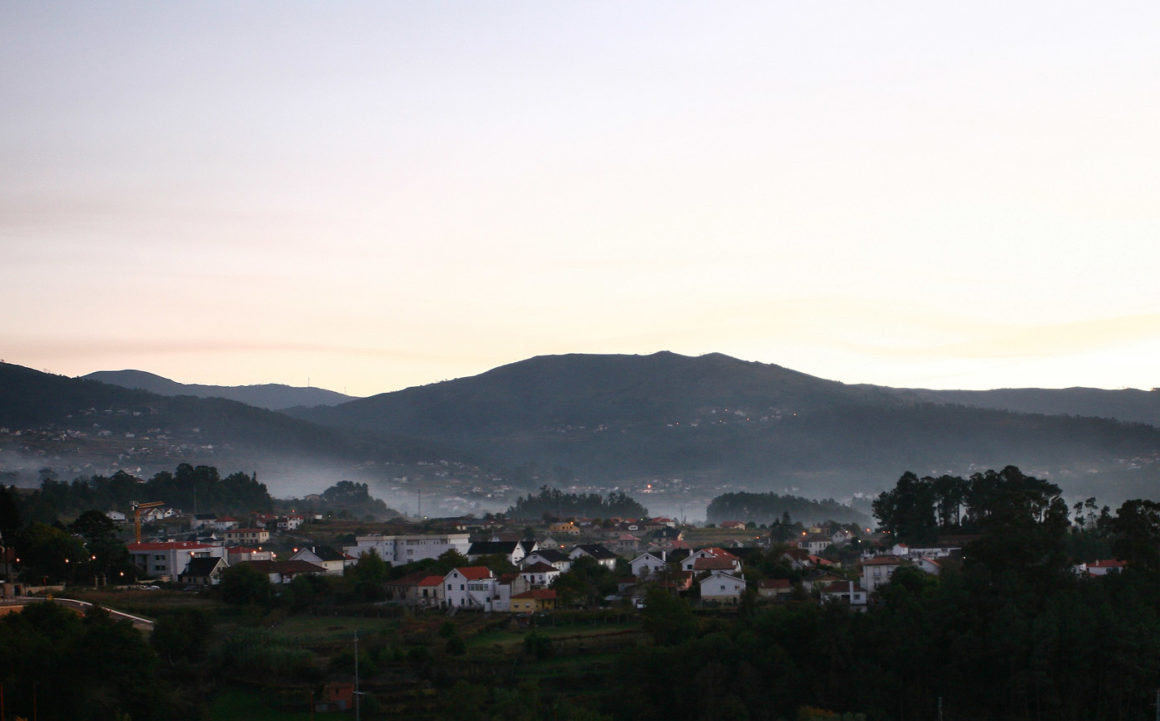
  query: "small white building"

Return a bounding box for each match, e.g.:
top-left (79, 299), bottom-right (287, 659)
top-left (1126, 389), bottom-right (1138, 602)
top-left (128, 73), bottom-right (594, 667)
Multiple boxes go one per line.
top-left (820, 581), bottom-right (868, 609)
top-left (570, 544), bottom-right (619, 570)
top-left (518, 562), bottom-right (560, 589)
top-left (290, 546), bottom-right (352, 575)
top-left (699, 571), bottom-right (747, 603)
top-left (630, 551), bottom-right (667, 578)
top-left (523, 550), bottom-right (571, 572)
top-left (277, 515), bottom-right (305, 531)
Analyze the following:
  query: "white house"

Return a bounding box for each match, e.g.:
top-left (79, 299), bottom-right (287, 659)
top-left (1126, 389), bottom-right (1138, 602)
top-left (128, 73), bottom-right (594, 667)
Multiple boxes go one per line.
top-left (178, 556), bottom-right (228, 586)
top-left (443, 566), bottom-right (498, 610)
top-left (518, 562), bottom-right (560, 589)
top-left (630, 551), bottom-right (667, 578)
top-left (105, 510), bottom-right (127, 523)
top-left (699, 571), bottom-right (747, 603)
top-left (290, 546), bottom-right (352, 575)
top-left (523, 550), bottom-right (571, 572)
top-left (682, 548), bottom-right (741, 574)
top-left (820, 581), bottom-right (868, 609)
top-left (797, 534), bottom-right (832, 555)
top-left (570, 544), bottom-right (619, 570)
top-left (466, 541), bottom-right (526, 566)
top-left (277, 515), bottom-right (305, 531)
top-left (861, 556), bottom-right (905, 593)
top-left (211, 516), bottom-right (240, 531)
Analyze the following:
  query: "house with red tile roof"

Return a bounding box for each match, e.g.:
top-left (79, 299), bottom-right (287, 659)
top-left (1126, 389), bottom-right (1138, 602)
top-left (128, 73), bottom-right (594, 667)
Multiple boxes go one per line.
top-left (682, 547), bottom-right (741, 574)
top-left (757, 578), bottom-right (794, 600)
top-left (444, 566), bottom-right (498, 610)
top-left (820, 581), bottom-right (868, 609)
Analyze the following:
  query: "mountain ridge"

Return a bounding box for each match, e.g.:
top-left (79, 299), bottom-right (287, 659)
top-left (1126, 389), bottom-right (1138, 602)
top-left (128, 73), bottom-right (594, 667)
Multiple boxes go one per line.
top-left (285, 352), bottom-right (1160, 502)
top-left (83, 369), bottom-right (358, 410)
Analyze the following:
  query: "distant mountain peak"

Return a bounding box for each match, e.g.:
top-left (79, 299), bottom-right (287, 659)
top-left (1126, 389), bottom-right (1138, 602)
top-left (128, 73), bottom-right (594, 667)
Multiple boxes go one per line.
top-left (83, 370), bottom-right (358, 411)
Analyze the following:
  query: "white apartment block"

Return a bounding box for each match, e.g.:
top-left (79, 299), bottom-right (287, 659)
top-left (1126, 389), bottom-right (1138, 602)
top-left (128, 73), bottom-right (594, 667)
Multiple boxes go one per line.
top-left (344, 533), bottom-right (471, 565)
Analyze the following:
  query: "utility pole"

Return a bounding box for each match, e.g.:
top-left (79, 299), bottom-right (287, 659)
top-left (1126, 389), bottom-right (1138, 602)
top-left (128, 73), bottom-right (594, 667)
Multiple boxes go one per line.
top-left (354, 631), bottom-right (360, 721)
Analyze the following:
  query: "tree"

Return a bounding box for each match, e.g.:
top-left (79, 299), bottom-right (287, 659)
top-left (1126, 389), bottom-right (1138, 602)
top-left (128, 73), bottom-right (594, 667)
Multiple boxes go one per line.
top-left (872, 472), bottom-right (938, 544)
top-left (961, 466), bottom-right (1070, 587)
top-left (640, 586), bottom-right (697, 645)
top-left (0, 484), bottom-right (21, 539)
top-left (220, 563), bottom-right (271, 605)
top-left (15, 522), bottom-right (87, 583)
top-left (69, 510), bottom-right (132, 584)
top-left (1110, 499), bottom-right (1160, 572)
top-left (350, 548), bottom-right (389, 600)
top-left (151, 609), bottom-right (211, 667)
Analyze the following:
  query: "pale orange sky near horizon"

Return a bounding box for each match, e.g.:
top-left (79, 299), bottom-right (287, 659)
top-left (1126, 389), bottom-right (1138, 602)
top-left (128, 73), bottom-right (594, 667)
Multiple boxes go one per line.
top-left (3, 2), bottom-right (1159, 397)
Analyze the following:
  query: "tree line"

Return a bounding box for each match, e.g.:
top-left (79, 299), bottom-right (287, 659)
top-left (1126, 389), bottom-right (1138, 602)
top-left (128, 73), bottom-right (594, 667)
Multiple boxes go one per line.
top-left (506, 486), bottom-right (648, 520)
top-left (19, 463), bottom-right (273, 523)
top-left (707, 491), bottom-right (869, 526)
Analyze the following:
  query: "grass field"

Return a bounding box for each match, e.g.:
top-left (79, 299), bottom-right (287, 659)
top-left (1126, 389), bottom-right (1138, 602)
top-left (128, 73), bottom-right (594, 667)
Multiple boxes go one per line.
top-left (268, 614), bottom-right (399, 644)
top-left (467, 621), bottom-right (642, 649)
top-left (209, 688), bottom-right (349, 721)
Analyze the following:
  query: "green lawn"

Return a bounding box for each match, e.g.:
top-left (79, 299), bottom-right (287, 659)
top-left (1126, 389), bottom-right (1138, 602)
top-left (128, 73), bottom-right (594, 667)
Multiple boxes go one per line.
top-left (268, 614), bottom-right (398, 644)
top-left (467, 622), bottom-right (641, 649)
top-left (210, 688), bottom-right (349, 721)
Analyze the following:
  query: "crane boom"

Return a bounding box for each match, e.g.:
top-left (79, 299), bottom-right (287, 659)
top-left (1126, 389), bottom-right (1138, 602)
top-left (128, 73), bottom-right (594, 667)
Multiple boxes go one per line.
top-left (131, 500), bottom-right (165, 544)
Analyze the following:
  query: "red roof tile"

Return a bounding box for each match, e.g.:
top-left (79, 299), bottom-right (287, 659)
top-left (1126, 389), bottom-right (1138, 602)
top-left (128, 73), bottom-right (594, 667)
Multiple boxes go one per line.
top-left (455, 566), bottom-right (493, 580)
top-left (128, 541), bottom-right (215, 551)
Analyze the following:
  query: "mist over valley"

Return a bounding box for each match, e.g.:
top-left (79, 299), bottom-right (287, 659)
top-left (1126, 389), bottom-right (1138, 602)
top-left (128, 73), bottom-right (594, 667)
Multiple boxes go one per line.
top-left (3, 353), bottom-right (1159, 520)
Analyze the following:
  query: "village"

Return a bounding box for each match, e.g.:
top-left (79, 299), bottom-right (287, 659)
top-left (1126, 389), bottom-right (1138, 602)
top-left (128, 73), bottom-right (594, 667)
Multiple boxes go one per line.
top-left (90, 506), bottom-right (968, 612)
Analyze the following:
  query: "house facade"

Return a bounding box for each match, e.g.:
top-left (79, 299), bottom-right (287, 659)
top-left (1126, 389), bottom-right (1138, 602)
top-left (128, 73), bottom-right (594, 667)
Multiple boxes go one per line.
top-left (443, 567), bottom-right (497, 610)
top-left (290, 546), bottom-right (351, 575)
top-left (699, 571), bottom-right (747, 603)
top-left (127, 541), bottom-right (225, 580)
top-left (510, 589), bottom-right (557, 613)
top-left (861, 556), bottom-right (904, 593)
top-left (345, 533), bottom-right (471, 565)
top-left (630, 552), bottom-right (667, 578)
top-left (223, 528), bottom-right (270, 545)
top-left (570, 544), bottom-right (619, 569)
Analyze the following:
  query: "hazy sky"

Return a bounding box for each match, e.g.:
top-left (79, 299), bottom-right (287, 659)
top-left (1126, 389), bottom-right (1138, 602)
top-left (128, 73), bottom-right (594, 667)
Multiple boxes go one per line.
top-left (3, 2), bottom-right (1158, 396)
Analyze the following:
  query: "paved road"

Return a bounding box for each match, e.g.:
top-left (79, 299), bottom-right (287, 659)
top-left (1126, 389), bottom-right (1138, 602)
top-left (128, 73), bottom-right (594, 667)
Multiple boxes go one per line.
top-left (0, 597), bottom-right (155, 632)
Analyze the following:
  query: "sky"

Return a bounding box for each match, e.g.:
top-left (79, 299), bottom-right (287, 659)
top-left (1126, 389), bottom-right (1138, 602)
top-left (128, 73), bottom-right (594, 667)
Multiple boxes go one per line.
top-left (3, 2), bottom-right (1159, 397)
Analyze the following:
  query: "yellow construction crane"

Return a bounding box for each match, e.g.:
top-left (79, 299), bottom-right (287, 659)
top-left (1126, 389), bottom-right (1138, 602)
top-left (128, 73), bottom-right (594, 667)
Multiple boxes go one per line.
top-left (130, 500), bottom-right (165, 544)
